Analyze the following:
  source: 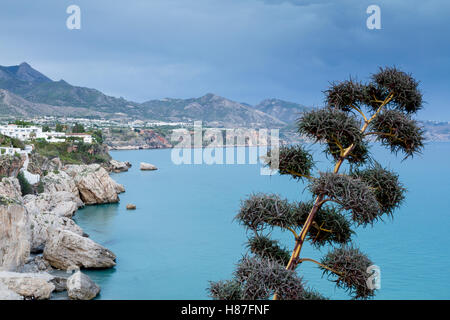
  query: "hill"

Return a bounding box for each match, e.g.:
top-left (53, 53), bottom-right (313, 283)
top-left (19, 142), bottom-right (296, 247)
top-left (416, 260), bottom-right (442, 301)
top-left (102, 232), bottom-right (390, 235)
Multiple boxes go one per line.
top-left (141, 93), bottom-right (287, 128)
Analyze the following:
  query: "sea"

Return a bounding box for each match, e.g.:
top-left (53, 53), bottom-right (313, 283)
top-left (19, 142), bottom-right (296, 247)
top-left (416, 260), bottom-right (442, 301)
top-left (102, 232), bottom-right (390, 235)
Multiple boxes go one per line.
top-left (73, 142), bottom-right (450, 300)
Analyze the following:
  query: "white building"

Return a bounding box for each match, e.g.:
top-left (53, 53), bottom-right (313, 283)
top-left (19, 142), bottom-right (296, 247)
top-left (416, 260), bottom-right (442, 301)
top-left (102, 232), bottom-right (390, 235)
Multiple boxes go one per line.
top-left (0, 124), bottom-right (42, 141)
top-left (0, 124), bottom-right (93, 144)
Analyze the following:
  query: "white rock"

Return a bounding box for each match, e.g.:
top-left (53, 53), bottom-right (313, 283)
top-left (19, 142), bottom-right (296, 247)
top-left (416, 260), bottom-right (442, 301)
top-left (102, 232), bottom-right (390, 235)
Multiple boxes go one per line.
top-left (109, 160), bottom-right (131, 173)
top-left (0, 283), bottom-right (23, 300)
top-left (42, 170), bottom-right (80, 199)
top-left (0, 200), bottom-right (30, 271)
top-left (64, 164), bottom-right (124, 204)
top-left (0, 271), bottom-right (55, 300)
top-left (24, 191), bottom-right (83, 218)
top-left (29, 214), bottom-right (84, 253)
top-left (67, 271), bottom-right (100, 300)
top-left (0, 177), bottom-right (22, 202)
top-left (140, 162), bottom-right (157, 171)
top-left (43, 229), bottom-right (116, 270)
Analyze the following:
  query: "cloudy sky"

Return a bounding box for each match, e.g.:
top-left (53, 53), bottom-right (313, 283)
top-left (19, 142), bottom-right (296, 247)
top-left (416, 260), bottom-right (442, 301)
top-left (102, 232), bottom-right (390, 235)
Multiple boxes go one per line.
top-left (0, 0), bottom-right (449, 120)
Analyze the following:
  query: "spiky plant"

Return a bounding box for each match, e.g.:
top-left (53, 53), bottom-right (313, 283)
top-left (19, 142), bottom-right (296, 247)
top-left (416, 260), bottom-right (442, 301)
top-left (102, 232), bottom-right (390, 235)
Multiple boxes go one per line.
top-left (208, 67), bottom-right (424, 300)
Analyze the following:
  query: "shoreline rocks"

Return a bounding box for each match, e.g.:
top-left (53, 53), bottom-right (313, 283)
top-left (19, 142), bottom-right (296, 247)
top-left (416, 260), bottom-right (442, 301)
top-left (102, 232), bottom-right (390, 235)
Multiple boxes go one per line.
top-left (64, 164), bottom-right (125, 205)
top-left (43, 229), bottom-right (116, 270)
top-left (140, 162), bottom-right (157, 171)
top-left (0, 157), bottom-right (126, 300)
top-left (108, 160), bottom-right (132, 173)
top-left (126, 204), bottom-right (136, 210)
top-left (67, 271), bottom-right (100, 300)
top-left (0, 271), bottom-right (55, 300)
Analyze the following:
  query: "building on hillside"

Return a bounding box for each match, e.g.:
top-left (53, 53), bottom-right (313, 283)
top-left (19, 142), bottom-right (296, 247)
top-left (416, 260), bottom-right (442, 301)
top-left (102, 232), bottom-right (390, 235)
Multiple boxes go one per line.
top-left (0, 124), bottom-right (43, 141)
top-left (65, 133), bottom-right (93, 144)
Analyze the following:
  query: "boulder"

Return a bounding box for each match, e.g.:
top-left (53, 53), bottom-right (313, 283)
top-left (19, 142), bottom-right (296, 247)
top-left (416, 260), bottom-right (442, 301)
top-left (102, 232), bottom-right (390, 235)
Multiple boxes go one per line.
top-left (42, 170), bottom-right (80, 199)
top-left (64, 164), bottom-right (125, 204)
top-left (43, 229), bottom-right (116, 270)
top-left (24, 191), bottom-right (83, 218)
top-left (0, 177), bottom-right (22, 202)
top-left (108, 160), bottom-right (132, 173)
top-left (0, 271), bottom-right (55, 300)
top-left (140, 162), bottom-right (157, 171)
top-left (0, 283), bottom-right (23, 300)
top-left (67, 271), bottom-right (100, 300)
top-left (126, 204), bottom-right (136, 210)
top-left (21, 255), bottom-right (52, 273)
top-left (0, 199), bottom-right (30, 271)
top-left (29, 213), bottom-right (84, 253)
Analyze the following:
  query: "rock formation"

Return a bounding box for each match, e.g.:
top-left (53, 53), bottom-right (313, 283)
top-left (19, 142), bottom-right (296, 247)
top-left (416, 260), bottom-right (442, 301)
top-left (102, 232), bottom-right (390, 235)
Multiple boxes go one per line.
top-left (67, 271), bottom-right (100, 300)
top-left (64, 164), bottom-right (124, 204)
top-left (108, 160), bottom-right (132, 173)
top-left (0, 271), bottom-right (55, 299)
top-left (43, 229), bottom-right (116, 270)
top-left (0, 199), bottom-right (30, 271)
top-left (140, 162), bottom-right (158, 171)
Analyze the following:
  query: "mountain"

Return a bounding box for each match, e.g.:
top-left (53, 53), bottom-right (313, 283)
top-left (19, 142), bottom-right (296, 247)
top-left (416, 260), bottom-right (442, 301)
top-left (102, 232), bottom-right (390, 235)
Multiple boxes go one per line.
top-left (0, 63), bottom-right (141, 115)
top-left (253, 98), bottom-right (311, 124)
top-left (0, 89), bottom-right (109, 118)
top-left (0, 63), bottom-right (289, 127)
top-left (141, 93), bottom-right (286, 128)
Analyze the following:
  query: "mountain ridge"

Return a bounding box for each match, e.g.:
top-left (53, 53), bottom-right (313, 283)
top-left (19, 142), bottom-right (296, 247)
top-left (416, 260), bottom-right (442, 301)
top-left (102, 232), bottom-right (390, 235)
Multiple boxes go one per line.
top-left (0, 62), bottom-right (311, 127)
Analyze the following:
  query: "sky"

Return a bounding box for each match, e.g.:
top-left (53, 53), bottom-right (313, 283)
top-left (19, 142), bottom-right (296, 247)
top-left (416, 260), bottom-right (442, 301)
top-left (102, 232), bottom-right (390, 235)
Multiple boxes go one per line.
top-left (0, 0), bottom-right (449, 120)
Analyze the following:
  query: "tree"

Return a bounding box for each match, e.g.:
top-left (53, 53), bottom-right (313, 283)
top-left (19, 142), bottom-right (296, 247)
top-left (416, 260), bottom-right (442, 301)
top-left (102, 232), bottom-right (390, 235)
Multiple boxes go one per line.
top-left (17, 171), bottom-right (33, 196)
top-left (42, 125), bottom-right (51, 132)
top-left (72, 123), bottom-right (85, 133)
top-left (56, 123), bottom-right (66, 133)
top-left (208, 67), bottom-right (424, 300)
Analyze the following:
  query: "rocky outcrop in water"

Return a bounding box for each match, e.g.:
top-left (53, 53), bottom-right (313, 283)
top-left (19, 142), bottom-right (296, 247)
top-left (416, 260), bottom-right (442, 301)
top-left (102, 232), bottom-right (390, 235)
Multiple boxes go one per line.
top-left (107, 160), bottom-right (132, 173)
top-left (67, 271), bottom-right (100, 300)
top-left (140, 162), bottom-right (157, 171)
top-left (43, 229), bottom-right (116, 270)
top-left (64, 164), bottom-right (124, 204)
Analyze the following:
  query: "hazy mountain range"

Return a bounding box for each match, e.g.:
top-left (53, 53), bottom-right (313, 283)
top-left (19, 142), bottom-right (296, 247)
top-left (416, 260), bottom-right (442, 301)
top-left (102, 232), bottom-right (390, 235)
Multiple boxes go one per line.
top-left (0, 62), bottom-right (310, 128)
top-left (1, 63), bottom-right (449, 141)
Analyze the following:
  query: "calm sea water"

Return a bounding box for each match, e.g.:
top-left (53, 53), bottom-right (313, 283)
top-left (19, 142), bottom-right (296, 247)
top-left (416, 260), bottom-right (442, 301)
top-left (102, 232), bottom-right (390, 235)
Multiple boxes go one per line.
top-left (74, 142), bottom-right (450, 300)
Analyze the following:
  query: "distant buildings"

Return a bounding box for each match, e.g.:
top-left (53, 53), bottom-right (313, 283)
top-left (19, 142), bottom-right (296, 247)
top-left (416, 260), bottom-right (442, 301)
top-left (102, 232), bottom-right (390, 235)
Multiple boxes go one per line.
top-left (0, 124), bottom-right (93, 144)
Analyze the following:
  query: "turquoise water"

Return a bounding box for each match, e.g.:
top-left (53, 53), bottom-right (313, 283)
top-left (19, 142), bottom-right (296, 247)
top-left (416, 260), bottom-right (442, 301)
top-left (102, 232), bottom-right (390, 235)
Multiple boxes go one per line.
top-left (74, 143), bottom-right (450, 300)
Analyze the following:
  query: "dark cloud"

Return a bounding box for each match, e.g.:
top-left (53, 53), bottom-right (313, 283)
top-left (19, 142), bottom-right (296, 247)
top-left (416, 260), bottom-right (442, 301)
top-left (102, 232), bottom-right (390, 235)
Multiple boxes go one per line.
top-left (0, 0), bottom-right (449, 120)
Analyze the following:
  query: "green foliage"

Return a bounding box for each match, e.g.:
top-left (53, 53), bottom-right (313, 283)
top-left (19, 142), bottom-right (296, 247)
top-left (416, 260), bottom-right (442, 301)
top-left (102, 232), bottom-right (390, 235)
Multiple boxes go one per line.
top-left (0, 134), bottom-right (25, 149)
top-left (55, 123), bottom-right (66, 132)
top-left (298, 108), bottom-right (369, 164)
top-left (33, 139), bottom-right (111, 165)
top-left (310, 172), bottom-right (381, 225)
top-left (371, 67), bottom-right (423, 113)
top-left (37, 180), bottom-right (45, 194)
top-left (72, 123), bottom-right (85, 133)
top-left (236, 193), bottom-right (293, 232)
top-left (266, 145), bottom-right (314, 180)
top-left (208, 280), bottom-right (243, 300)
top-left (291, 201), bottom-right (354, 247)
top-left (42, 125), bottom-right (51, 132)
top-left (321, 245), bottom-right (375, 299)
top-left (92, 129), bottom-right (103, 144)
top-left (370, 110), bottom-right (424, 158)
top-left (247, 235), bottom-right (291, 266)
top-left (352, 163), bottom-right (405, 217)
top-left (17, 171), bottom-right (33, 196)
top-left (235, 256), bottom-right (306, 300)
